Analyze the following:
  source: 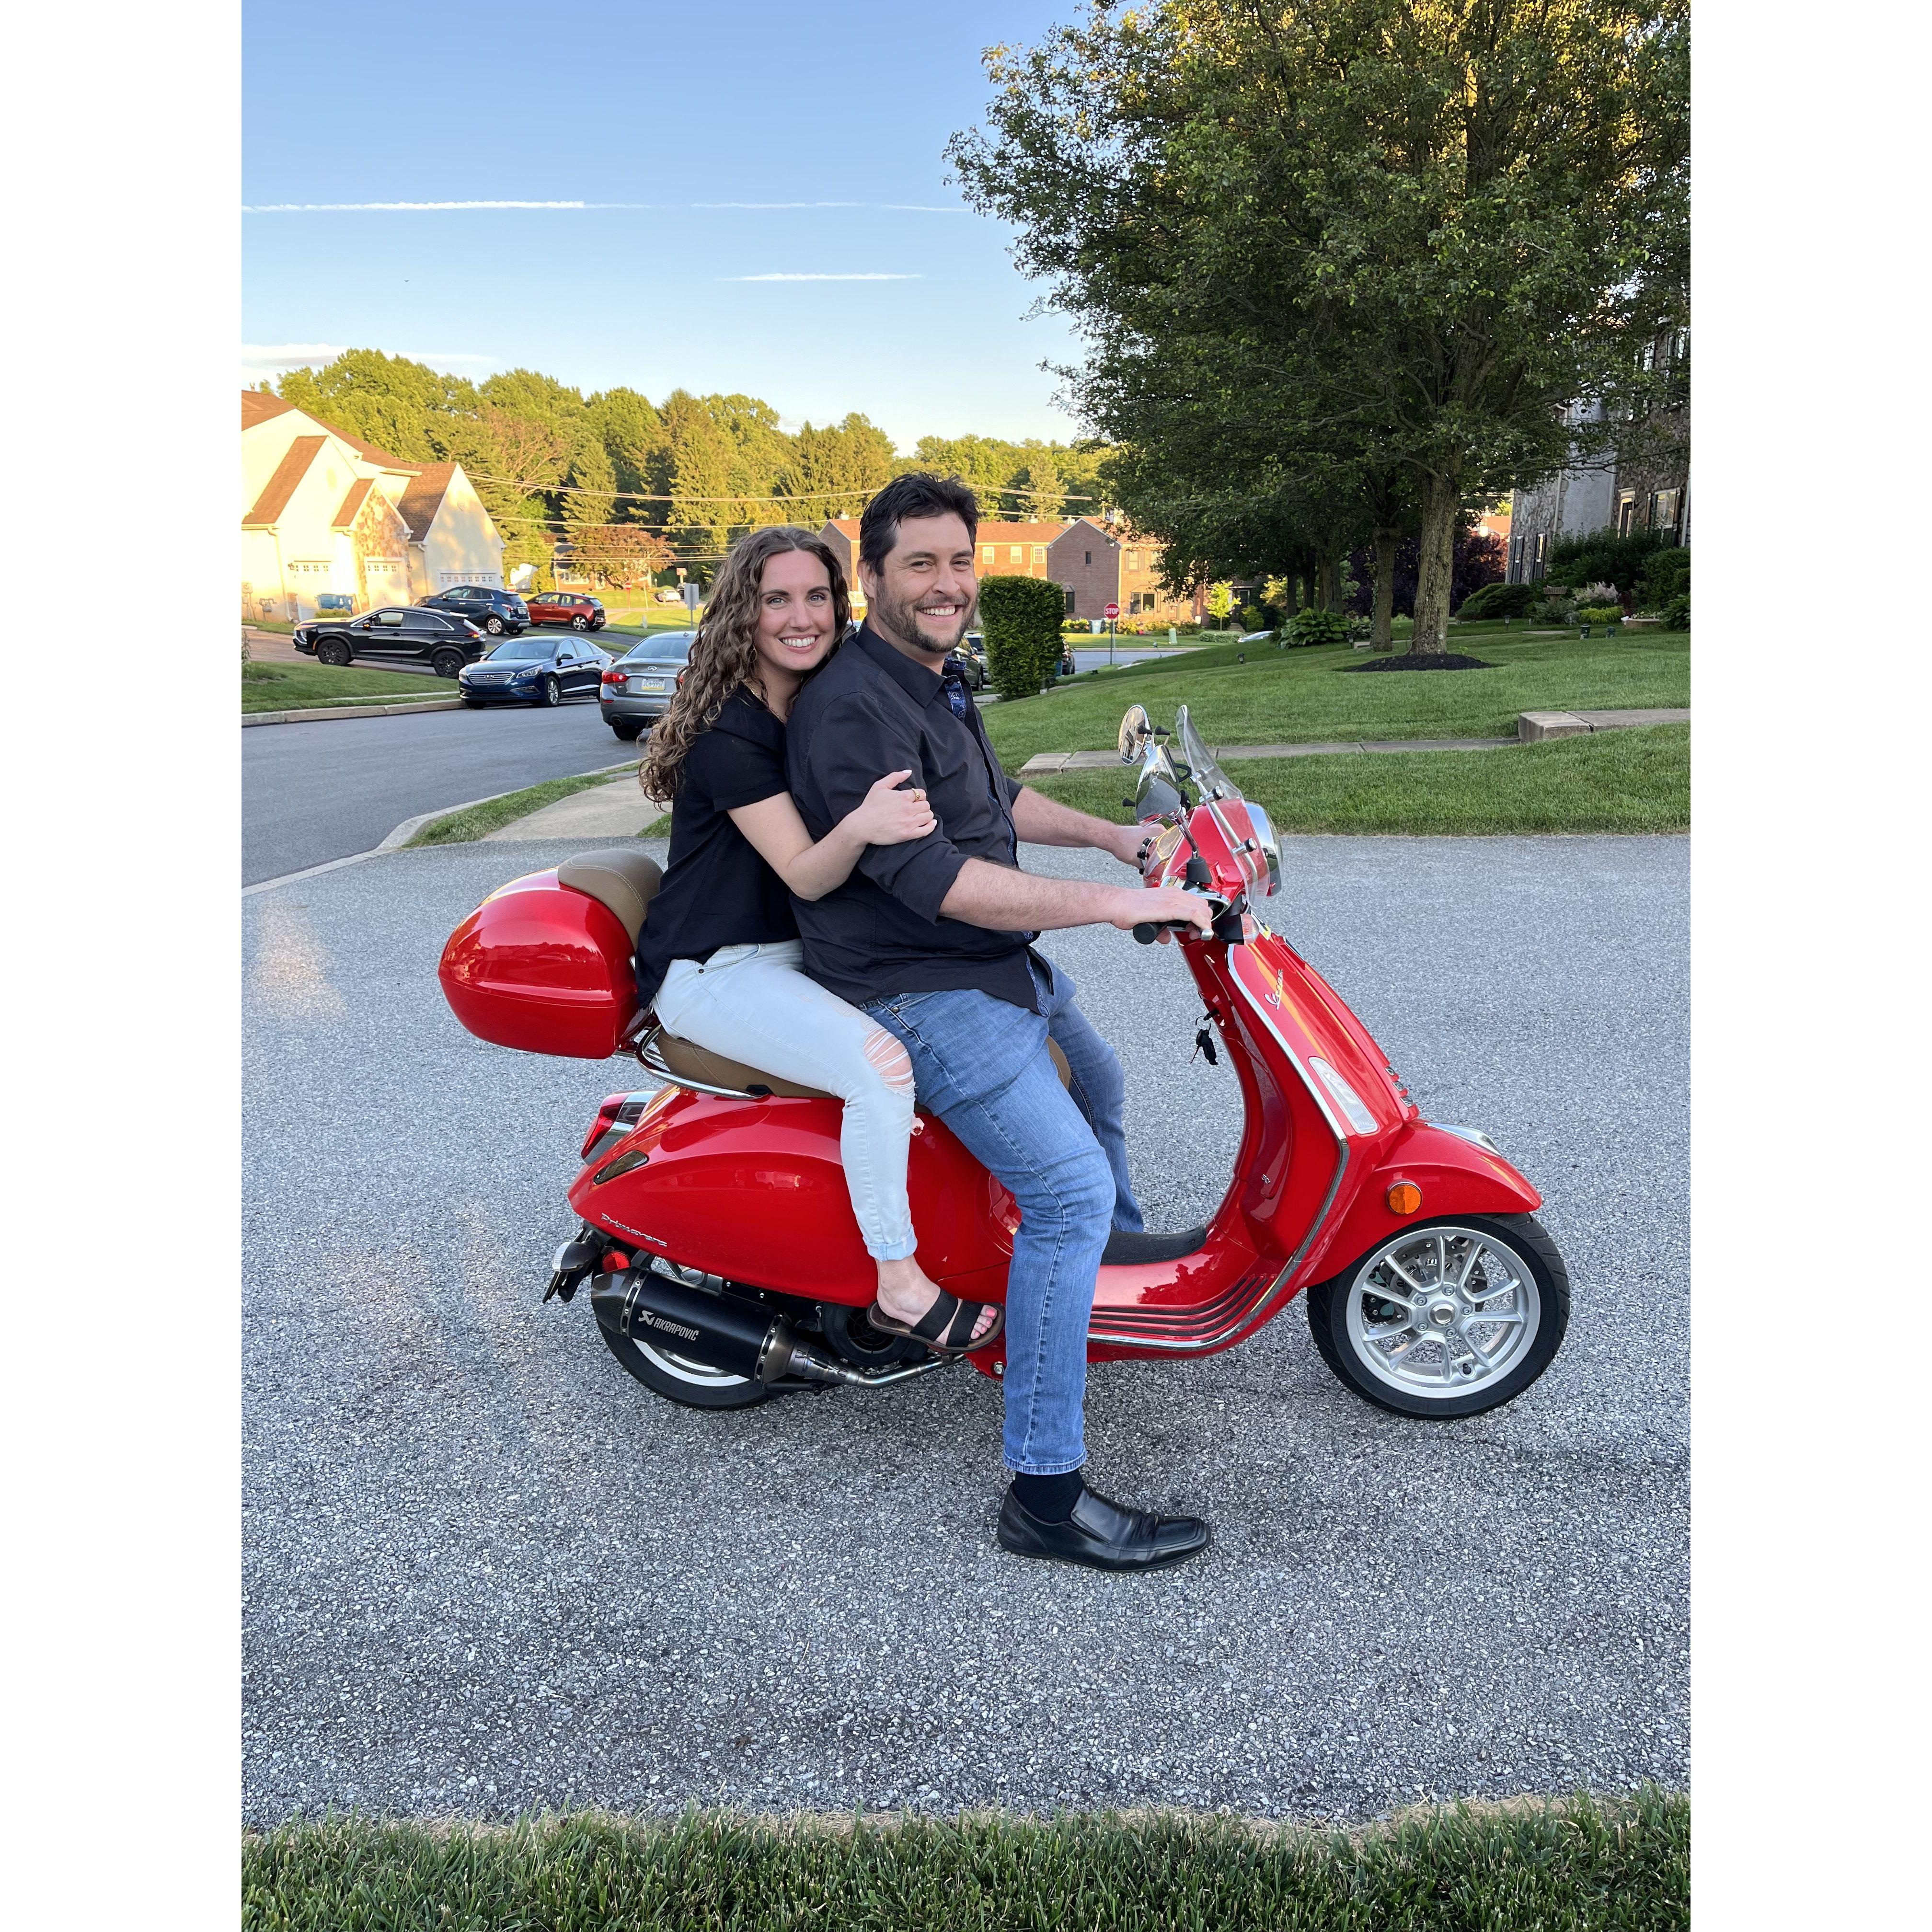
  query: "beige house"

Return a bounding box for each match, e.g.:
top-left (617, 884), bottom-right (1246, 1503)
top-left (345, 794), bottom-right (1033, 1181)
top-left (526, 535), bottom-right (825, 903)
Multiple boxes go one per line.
top-left (241, 391), bottom-right (505, 621)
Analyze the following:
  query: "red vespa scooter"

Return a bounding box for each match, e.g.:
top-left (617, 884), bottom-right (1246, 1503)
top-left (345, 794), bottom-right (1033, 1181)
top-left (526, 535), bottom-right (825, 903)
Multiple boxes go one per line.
top-left (438, 702), bottom-right (1568, 1422)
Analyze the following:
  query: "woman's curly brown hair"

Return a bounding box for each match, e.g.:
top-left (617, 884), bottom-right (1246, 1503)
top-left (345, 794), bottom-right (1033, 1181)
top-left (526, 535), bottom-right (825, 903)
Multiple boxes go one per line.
top-left (637, 526), bottom-right (852, 803)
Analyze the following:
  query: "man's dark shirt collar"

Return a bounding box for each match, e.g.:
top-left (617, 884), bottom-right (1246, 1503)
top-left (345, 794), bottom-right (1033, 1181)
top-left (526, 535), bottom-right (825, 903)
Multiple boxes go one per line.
top-left (852, 621), bottom-right (950, 705)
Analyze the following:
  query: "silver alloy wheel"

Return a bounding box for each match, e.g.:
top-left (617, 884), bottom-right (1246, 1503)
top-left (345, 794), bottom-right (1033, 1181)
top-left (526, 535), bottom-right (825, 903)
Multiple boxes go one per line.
top-left (633, 1339), bottom-right (753, 1392)
top-left (1342, 1223), bottom-right (1542, 1403)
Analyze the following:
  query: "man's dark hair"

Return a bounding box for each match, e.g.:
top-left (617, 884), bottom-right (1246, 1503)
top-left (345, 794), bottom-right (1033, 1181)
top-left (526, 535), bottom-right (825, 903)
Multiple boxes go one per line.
top-left (858, 472), bottom-right (979, 575)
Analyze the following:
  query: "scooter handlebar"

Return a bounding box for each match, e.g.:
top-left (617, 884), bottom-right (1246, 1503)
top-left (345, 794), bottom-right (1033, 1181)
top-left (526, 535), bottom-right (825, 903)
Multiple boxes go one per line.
top-left (1133, 889), bottom-right (1236, 944)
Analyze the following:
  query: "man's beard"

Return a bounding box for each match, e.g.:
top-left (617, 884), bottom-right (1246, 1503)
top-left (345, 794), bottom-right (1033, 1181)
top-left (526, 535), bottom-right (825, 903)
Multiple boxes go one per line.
top-left (871, 582), bottom-right (974, 657)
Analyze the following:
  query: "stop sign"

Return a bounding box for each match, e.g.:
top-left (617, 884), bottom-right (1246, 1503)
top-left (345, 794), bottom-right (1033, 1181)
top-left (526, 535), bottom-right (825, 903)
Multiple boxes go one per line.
top-left (1104, 601), bottom-right (1120, 620)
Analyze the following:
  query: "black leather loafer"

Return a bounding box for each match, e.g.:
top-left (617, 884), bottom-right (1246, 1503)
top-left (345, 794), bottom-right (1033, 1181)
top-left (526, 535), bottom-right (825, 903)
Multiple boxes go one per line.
top-left (996, 1482), bottom-right (1212, 1572)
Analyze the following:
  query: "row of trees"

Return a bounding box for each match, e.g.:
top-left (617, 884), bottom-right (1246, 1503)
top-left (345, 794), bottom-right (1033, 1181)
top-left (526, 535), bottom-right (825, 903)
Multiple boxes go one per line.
top-left (949, 0), bottom-right (1690, 655)
top-left (269, 352), bottom-right (1116, 586)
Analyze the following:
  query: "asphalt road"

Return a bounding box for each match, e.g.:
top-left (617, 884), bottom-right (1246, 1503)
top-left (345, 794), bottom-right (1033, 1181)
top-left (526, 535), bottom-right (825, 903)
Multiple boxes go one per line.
top-left (243, 834), bottom-right (1687, 1826)
top-left (242, 699), bottom-right (631, 885)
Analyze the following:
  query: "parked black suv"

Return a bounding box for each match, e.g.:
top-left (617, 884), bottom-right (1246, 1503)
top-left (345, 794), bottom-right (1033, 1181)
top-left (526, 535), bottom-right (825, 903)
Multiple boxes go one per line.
top-left (291, 606), bottom-right (486, 678)
top-left (416, 585), bottom-right (529, 635)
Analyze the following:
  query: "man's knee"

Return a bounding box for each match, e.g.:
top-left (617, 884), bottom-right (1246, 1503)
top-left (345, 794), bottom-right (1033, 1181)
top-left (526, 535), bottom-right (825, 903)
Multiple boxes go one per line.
top-left (1017, 1138), bottom-right (1115, 1235)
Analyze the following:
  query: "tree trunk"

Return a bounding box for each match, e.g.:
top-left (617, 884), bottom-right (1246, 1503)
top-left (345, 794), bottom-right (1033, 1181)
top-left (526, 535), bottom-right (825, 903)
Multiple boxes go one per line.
top-left (1411, 476), bottom-right (1460, 656)
top-left (1316, 557), bottom-right (1338, 612)
top-left (1370, 528), bottom-right (1399, 652)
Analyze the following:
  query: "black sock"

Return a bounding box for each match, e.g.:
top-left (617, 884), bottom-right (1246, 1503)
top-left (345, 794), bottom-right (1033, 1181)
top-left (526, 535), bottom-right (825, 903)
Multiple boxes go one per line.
top-left (1012, 1470), bottom-right (1085, 1522)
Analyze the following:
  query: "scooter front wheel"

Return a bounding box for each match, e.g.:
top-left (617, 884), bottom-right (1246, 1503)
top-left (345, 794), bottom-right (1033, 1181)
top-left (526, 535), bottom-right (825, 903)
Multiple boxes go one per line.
top-left (1306, 1214), bottom-right (1568, 1420)
top-left (596, 1314), bottom-right (774, 1411)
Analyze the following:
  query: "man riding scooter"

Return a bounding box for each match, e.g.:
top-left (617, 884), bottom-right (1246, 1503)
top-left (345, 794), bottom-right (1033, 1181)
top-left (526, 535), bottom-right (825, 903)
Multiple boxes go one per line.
top-left (786, 474), bottom-right (1218, 1573)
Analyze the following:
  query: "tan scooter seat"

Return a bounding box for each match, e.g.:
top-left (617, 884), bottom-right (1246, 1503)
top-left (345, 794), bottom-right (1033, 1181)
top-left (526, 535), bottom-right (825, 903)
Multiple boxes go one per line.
top-left (562, 845), bottom-right (1072, 1101)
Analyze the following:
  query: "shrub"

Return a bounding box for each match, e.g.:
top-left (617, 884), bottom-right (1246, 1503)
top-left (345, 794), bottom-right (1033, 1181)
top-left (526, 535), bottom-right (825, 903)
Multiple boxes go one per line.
top-left (1545, 526), bottom-right (1666, 600)
top-left (1533, 595), bottom-right (1576, 625)
top-left (1662, 591), bottom-right (1690, 630)
top-left (1237, 602), bottom-right (1265, 632)
top-left (978, 574), bottom-right (1068, 700)
top-left (1639, 545), bottom-right (1690, 610)
top-left (1456, 581), bottom-right (1541, 622)
top-left (1575, 604), bottom-right (1623, 628)
top-left (1283, 608), bottom-right (1351, 648)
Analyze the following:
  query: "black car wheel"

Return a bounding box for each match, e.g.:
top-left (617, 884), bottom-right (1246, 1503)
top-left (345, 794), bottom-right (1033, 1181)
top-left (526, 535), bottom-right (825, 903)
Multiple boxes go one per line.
top-left (485, 616), bottom-right (504, 635)
top-left (431, 648), bottom-right (466, 678)
top-left (610, 719), bottom-right (642, 741)
top-left (539, 674), bottom-right (562, 707)
top-left (571, 615), bottom-right (589, 632)
top-left (316, 639), bottom-right (353, 668)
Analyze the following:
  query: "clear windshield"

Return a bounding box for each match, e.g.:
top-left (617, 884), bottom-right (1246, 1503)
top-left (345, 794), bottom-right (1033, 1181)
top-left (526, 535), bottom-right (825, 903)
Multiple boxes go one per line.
top-left (1174, 704), bottom-right (1242, 803)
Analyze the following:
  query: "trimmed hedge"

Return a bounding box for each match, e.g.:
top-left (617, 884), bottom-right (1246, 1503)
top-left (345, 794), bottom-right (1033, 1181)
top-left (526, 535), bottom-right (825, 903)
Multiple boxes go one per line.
top-left (979, 574), bottom-right (1067, 701)
top-left (1457, 581), bottom-right (1541, 622)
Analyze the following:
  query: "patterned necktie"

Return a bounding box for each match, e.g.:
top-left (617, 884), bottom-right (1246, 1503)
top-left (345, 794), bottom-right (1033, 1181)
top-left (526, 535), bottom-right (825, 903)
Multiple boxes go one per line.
top-left (941, 667), bottom-right (971, 721)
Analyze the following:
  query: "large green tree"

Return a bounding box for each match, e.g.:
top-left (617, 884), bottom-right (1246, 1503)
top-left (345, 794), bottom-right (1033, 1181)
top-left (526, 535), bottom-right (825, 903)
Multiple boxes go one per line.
top-left (951, 0), bottom-right (1690, 655)
top-left (779, 413), bottom-right (897, 515)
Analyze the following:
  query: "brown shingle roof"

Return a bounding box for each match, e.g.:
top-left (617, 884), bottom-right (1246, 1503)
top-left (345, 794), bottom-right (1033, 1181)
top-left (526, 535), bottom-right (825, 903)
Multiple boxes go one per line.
top-left (395, 462), bottom-right (455, 540)
top-left (974, 521), bottom-right (1069, 545)
top-left (243, 436), bottom-right (325, 528)
top-left (242, 389), bottom-right (296, 431)
top-left (331, 477), bottom-right (375, 529)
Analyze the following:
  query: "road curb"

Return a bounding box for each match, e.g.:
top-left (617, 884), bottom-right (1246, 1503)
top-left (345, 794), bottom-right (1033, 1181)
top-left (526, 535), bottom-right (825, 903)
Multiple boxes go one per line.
top-left (243, 698), bottom-right (465, 727)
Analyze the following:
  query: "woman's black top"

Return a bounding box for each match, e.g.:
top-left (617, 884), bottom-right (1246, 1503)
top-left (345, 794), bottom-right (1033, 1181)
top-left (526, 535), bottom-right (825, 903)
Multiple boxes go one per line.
top-left (634, 687), bottom-right (796, 1006)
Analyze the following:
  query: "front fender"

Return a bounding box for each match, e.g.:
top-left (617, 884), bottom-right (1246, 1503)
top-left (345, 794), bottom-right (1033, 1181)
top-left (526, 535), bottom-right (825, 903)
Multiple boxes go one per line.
top-left (1309, 1122), bottom-right (1542, 1285)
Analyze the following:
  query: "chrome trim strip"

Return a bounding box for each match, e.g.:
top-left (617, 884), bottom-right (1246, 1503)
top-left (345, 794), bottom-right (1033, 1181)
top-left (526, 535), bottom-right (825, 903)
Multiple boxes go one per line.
top-left (1085, 965), bottom-right (1353, 1352)
top-left (635, 1029), bottom-right (773, 1102)
top-left (1435, 1122), bottom-right (1501, 1154)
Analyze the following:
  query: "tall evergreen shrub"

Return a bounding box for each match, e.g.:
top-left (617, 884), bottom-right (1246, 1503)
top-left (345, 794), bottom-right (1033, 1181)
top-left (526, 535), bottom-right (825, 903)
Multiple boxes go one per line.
top-left (978, 575), bottom-right (1068, 700)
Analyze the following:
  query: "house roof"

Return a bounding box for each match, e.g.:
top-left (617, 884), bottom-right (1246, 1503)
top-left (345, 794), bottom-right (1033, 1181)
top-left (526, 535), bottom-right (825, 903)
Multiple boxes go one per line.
top-left (243, 435), bottom-right (326, 527)
top-left (395, 462), bottom-right (456, 540)
top-left (332, 478), bottom-right (375, 529)
top-left (974, 521), bottom-right (1068, 545)
top-left (242, 389), bottom-right (297, 431)
top-left (824, 517), bottom-right (861, 538)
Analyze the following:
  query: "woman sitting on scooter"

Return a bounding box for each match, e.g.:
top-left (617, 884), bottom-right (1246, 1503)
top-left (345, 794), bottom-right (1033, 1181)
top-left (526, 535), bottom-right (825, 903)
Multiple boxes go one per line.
top-left (634, 526), bottom-right (1002, 1355)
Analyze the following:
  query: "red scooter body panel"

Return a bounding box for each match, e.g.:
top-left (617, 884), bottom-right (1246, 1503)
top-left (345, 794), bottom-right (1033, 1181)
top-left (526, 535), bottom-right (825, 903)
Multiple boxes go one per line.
top-left (568, 1086), bottom-right (1017, 1299)
top-left (440, 869), bottom-right (640, 1059)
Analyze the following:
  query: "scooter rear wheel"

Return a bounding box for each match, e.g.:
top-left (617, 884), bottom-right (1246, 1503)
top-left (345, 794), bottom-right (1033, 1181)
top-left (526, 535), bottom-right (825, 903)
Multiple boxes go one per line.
top-left (1306, 1213), bottom-right (1568, 1420)
top-left (596, 1313), bottom-right (773, 1410)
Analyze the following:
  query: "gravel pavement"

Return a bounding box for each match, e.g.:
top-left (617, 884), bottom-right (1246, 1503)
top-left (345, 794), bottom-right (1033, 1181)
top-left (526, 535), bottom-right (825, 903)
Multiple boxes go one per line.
top-left (243, 834), bottom-right (1687, 1824)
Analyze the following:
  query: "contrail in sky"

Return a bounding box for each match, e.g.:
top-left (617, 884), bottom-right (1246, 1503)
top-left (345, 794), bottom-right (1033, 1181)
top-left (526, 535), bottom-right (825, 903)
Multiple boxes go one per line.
top-left (723, 273), bottom-right (923, 282)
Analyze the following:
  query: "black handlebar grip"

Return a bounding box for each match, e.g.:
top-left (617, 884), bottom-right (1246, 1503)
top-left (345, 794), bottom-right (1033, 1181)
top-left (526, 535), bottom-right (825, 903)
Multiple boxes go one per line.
top-left (1133, 921), bottom-right (1161, 944)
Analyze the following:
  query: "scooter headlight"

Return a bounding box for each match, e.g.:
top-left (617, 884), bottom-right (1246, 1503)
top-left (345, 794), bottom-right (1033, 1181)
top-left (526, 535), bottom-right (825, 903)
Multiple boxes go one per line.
top-left (1244, 803), bottom-right (1282, 897)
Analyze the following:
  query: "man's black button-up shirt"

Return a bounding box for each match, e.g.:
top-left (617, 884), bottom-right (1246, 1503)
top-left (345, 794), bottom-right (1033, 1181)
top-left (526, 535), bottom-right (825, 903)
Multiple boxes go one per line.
top-left (785, 623), bottom-right (1041, 1012)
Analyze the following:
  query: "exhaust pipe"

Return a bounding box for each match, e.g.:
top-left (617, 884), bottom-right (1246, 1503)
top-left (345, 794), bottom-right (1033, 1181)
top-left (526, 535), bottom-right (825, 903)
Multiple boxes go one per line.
top-left (589, 1267), bottom-right (907, 1387)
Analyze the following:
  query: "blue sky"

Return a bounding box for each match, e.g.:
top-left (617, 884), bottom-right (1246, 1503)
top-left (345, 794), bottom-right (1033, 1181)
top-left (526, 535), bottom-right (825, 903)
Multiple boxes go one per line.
top-left (243, 0), bottom-right (1087, 448)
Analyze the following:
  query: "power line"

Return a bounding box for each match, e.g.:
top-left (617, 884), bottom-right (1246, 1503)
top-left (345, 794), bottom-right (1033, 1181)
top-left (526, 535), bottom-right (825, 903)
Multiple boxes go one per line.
top-left (469, 473), bottom-right (1100, 506)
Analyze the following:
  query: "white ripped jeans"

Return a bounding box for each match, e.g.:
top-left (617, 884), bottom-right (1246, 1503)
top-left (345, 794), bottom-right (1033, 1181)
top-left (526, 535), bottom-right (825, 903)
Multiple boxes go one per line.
top-left (651, 939), bottom-right (919, 1261)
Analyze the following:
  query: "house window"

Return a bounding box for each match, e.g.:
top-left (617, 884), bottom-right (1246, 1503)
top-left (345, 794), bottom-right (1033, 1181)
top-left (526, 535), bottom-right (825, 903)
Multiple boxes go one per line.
top-left (982, 545), bottom-right (995, 566)
top-left (1010, 545), bottom-right (1023, 563)
top-left (1532, 532), bottom-right (1548, 580)
top-left (1616, 492), bottom-right (1636, 537)
top-left (1063, 587), bottom-right (1076, 616)
top-left (1032, 545), bottom-right (1045, 564)
top-left (1084, 550), bottom-right (1092, 566)
top-left (1649, 489), bottom-right (1681, 540)
top-left (1125, 550), bottom-right (1139, 571)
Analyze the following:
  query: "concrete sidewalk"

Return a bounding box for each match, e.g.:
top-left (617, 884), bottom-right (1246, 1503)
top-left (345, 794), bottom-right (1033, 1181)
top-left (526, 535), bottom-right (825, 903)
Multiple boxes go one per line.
top-left (483, 775), bottom-right (663, 841)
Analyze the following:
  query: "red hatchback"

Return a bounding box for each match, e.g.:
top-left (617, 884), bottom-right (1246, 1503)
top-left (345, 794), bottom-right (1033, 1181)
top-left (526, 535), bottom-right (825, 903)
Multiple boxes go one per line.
top-left (525, 589), bottom-right (607, 632)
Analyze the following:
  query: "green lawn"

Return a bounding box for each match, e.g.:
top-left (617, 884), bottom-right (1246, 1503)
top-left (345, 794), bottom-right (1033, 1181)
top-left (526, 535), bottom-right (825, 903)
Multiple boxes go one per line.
top-left (241, 663), bottom-right (447, 713)
top-left (982, 626), bottom-right (1690, 767)
top-left (242, 1792), bottom-right (1688, 1931)
top-left (1029, 723), bottom-right (1689, 836)
top-left (407, 765), bottom-right (640, 846)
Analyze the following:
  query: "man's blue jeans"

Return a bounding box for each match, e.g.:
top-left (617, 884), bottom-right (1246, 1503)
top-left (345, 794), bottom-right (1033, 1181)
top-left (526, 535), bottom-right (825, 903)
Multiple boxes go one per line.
top-left (861, 962), bottom-right (1142, 1475)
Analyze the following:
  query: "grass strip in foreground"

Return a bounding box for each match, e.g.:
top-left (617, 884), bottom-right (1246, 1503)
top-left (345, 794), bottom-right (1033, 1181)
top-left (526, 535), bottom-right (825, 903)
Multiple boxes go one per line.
top-left (243, 1790), bottom-right (1688, 1931)
top-left (242, 663), bottom-right (444, 712)
top-left (407, 767), bottom-right (640, 847)
top-left (1029, 723), bottom-right (1689, 837)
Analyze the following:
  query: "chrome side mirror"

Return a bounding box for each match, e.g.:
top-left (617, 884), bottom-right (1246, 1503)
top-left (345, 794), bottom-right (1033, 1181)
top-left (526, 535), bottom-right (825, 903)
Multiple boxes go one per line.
top-left (1117, 704), bottom-right (1151, 762)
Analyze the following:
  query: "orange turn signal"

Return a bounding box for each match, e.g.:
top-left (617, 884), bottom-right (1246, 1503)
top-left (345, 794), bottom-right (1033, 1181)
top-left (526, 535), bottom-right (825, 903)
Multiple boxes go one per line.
top-left (1386, 1182), bottom-right (1423, 1216)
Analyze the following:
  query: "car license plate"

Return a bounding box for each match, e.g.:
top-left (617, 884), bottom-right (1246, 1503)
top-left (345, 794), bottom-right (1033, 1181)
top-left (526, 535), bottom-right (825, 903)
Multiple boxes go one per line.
top-left (633, 678), bottom-right (668, 693)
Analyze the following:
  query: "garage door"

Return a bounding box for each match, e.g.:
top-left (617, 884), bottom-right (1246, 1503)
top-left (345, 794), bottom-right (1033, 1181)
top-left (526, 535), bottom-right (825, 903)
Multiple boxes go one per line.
top-left (364, 557), bottom-right (407, 598)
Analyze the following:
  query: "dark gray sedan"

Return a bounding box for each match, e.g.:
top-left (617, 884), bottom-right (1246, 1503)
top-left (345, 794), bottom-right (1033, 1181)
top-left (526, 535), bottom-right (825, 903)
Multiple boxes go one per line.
top-left (599, 632), bottom-right (695, 740)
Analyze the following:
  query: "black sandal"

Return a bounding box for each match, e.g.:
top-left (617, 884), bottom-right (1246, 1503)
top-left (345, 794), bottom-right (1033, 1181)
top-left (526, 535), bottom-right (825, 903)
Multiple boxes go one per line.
top-left (865, 1288), bottom-right (1006, 1357)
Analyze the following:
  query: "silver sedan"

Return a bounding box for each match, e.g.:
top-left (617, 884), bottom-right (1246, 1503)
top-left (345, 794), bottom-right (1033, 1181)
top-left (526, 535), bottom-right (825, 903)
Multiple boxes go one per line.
top-left (599, 632), bottom-right (695, 741)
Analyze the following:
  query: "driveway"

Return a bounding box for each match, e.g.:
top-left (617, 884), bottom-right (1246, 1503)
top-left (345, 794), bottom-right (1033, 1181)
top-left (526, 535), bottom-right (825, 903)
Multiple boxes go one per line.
top-left (243, 835), bottom-right (1687, 1824)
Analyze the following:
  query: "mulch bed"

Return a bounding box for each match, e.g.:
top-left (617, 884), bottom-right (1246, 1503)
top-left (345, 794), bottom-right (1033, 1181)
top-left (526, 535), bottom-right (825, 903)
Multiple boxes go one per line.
top-left (1342, 652), bottom-right (1495, 672)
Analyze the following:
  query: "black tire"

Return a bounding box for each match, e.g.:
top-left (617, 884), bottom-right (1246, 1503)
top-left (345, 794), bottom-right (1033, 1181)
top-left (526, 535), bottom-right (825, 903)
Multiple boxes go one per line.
top-left (595, 1309), bottom-right (773, 1410)
top-left (316, 638), bottom-right (353, 668)
top-left (539, 674), bottom-right (562, 707)
top-left (610, 719), bottom-right (642, 741)
top-left (571, 614), bottom-right (589, 632)
top-left (1306, 1213), bottom-right (1568, 1420)
top-left (430, 648), bottom-right (465, 678)
top-left (485, 615), bottom-right (504, 635)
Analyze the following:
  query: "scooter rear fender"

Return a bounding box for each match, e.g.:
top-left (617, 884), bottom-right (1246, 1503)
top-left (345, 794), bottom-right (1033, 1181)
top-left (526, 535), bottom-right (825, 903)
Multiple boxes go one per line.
top-left (1306, 1121), bottom-right (1542, 1285)
top-left (567, 1085), bottom-right (1015, 1300)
